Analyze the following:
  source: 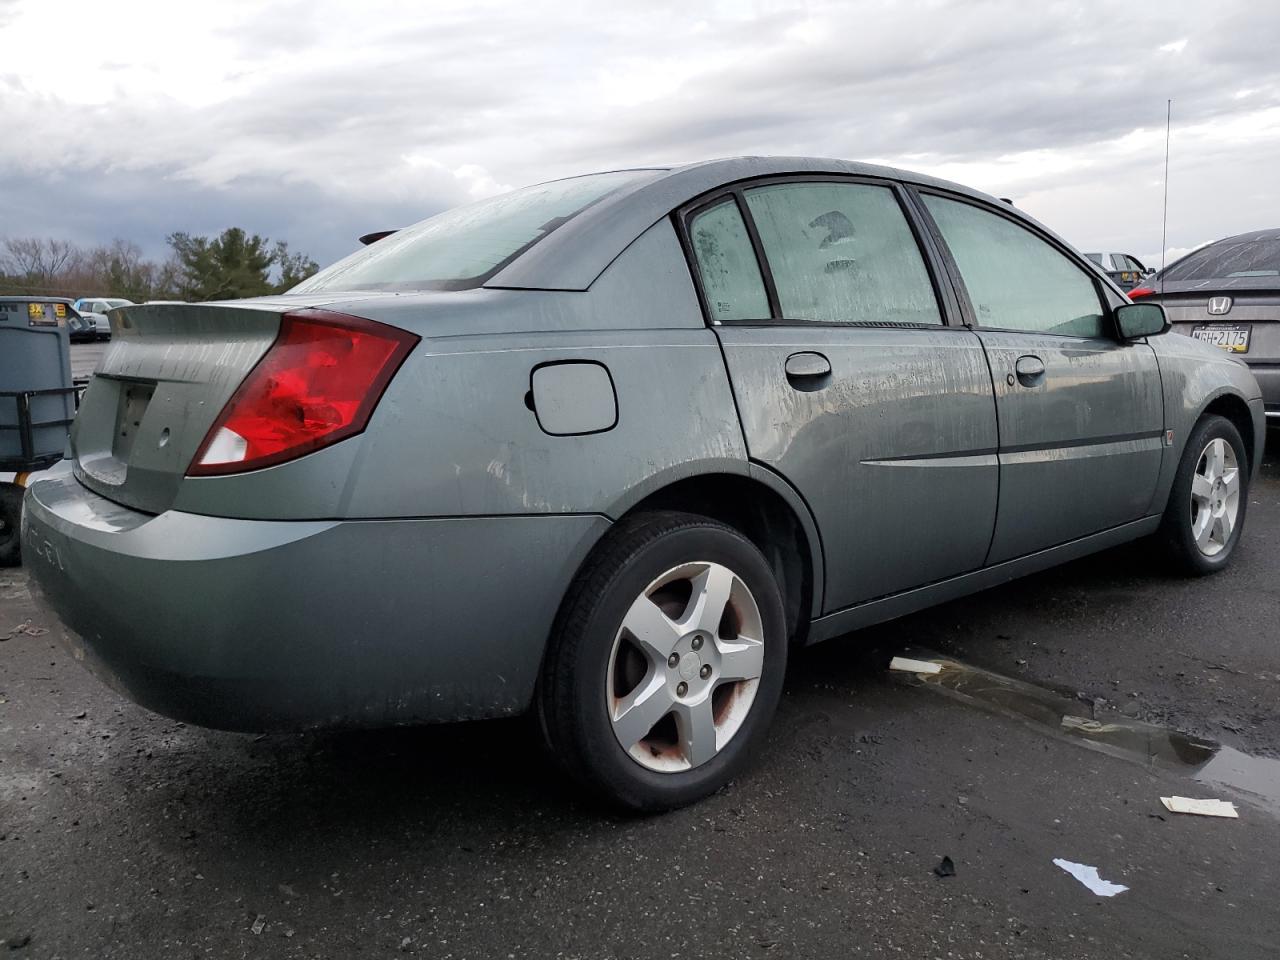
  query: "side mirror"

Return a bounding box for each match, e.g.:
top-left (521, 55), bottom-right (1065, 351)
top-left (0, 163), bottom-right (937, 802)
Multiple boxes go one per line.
top-left (1116, 302), bottom-right (1168, 340)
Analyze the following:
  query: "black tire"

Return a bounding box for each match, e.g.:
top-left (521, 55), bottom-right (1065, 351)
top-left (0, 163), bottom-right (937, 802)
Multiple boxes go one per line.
top-left (538, 511), bottom-right (788, 812)
top-left (1159, 414), bottom-right (1249, 576)
top-left (0, 483), bottom-right (22, 567)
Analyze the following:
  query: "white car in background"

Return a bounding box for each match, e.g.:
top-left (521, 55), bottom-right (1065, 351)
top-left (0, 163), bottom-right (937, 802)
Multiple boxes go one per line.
top-left (72, 297), bottom-right (134, 340)
top-left (1083, 252), bottom-right (1154, 291)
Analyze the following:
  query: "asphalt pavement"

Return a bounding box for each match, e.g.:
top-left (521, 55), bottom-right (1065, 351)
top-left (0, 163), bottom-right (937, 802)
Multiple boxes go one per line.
top-left (69, 341), bottom-right (107, 381)
top-left (2, 408), bottom-right (1278, 958)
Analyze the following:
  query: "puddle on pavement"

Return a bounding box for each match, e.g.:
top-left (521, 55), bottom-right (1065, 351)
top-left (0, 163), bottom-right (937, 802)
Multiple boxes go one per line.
top-left (896, 651), bottom-right (1280, 817)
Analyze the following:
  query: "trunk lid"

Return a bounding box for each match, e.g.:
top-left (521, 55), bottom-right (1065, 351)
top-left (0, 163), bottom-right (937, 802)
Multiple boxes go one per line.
top-left (1147, 281), bottom-right (1280, 362)
top-left (71, 298), bottom-right (339, 514)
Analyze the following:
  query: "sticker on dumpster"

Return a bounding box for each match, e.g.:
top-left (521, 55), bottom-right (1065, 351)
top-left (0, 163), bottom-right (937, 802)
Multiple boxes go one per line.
top-left (27, 302), bottom-right (55, 326)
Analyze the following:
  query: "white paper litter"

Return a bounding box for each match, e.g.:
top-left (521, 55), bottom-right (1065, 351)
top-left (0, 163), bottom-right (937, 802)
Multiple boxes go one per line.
top-left (888, 656), bottom-right (942, 675)
top-left (1052, 858), bottom-right (1129, 897)
top-left (1160, 796), bottom-right (1239, 818)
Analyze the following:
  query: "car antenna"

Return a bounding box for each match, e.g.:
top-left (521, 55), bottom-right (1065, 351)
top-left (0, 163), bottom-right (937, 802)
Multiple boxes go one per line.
top-left (1160, 98), bottom-right (1172, 296)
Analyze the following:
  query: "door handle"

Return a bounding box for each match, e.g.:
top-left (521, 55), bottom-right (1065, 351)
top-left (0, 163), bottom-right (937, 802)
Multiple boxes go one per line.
top-left (1014, 355), bottom-right (1046, 387)
top-left (785, 352), bottom-right (832, 390)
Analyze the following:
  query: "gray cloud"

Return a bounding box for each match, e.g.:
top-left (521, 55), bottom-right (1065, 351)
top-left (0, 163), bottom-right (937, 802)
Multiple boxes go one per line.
top-left (2, 0), bottom-right (1278, 268)
top-left (0, 170), bottom-right (421, 266)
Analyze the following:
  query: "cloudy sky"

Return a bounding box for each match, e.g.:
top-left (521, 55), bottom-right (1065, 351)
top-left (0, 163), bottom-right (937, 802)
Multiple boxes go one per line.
top-left (3, 0), bottom-right (1279, 269)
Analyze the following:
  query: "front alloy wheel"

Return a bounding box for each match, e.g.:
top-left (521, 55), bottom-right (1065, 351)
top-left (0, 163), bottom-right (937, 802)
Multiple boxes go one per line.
top-left (540, 511), bottom-right (787, 811)
top-left (1160, 414), bottom-right (1249, 575)
top-left (1188, 437), bottom-right (1240, 557)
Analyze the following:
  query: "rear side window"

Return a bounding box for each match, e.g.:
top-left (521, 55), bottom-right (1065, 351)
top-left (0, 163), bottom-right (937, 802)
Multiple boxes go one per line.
top-left (688, 200), bottom-right (770, 322)
top-left (924, 195), bottom-right (1105, 338)
top-left (1084, 253), bottom-right (1104, 266)
top-left (744, 182), bottom-right (941, 325)
top-left (1162, 236), bottom-right (1280, 281)
top-left (292, 170), bottom-right (655, 293)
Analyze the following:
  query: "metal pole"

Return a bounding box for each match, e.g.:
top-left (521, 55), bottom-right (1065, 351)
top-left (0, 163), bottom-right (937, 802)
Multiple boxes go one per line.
top-left (1160, 99), bottom-right (1172, 293)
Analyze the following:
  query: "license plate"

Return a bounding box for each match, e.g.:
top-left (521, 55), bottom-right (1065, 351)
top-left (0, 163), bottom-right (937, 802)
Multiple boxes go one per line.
top-left (1191, 323), bottom-right (1251, 353)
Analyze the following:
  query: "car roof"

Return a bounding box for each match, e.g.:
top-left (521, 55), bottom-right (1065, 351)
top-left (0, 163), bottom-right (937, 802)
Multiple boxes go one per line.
top-left (487, 156), bottom-right (1058, 291)
top-left (1208, 227), bottom-right (1280, 244)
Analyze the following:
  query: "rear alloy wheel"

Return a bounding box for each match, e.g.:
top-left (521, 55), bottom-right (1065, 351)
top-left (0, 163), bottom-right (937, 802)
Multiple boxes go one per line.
top-left (1160, 415), bottom-right (1249, 575)
top-left (539, 511), bottom-right (787, 811)
top-left (608, 561), bottom-right (765, 773)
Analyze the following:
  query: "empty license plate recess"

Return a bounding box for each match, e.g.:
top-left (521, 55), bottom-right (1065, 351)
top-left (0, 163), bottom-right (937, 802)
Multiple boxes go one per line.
top-left (113, 381), bottom-right (156, 461)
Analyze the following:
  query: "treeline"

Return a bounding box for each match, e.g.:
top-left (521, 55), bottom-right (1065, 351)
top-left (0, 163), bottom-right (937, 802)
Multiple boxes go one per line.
top-left (0, 228), bottom-right (320, 303)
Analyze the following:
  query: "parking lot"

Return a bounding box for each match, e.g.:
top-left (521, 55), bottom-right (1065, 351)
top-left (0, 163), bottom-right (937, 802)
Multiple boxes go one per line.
top-left (2, 377), bottom-right (1278, 958)
top-left (68, 341), bottom-right (106, 382)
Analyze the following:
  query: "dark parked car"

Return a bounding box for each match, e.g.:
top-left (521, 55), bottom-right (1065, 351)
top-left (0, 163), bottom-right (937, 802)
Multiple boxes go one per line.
top-left (60, 300), bottom-right (96, 343)
top-left (1132, 228), bottom-right (1279, 426)
top-left (72, 297), bottom-right (134, 340)
top-left (1084, 251), bottom-right (1153, 290)
top-left (24, 158), bottom-right (1264, 811)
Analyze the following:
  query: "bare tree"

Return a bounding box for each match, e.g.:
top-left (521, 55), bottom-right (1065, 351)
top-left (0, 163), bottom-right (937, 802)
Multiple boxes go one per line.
top-left (1, 237), bottom-right (80, 282)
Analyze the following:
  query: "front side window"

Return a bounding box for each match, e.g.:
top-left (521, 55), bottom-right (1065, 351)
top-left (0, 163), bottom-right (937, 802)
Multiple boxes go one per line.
top-left (924, 195), bottom-right (1105, 338)
top-left (688, 199), bottom-right (770, 322)
top-left (743, 181), bottom-right (941, 325)
top-left (292, 169), bottom-right (656, 293)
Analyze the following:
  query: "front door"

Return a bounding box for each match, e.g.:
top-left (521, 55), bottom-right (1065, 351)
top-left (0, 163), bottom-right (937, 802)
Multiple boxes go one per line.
top-left (684, 178), bottom-right (1000, 612)
top-left (918, 192), bottom-right (1164, 563)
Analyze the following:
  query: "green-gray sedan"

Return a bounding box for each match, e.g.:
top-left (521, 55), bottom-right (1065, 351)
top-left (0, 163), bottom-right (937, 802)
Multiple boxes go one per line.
top-left (23, 157), bottom-right (1264, 810)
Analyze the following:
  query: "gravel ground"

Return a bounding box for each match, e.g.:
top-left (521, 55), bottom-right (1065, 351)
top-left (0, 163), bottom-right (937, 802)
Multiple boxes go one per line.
top-left (1, 433), bottom-right (1277, 959)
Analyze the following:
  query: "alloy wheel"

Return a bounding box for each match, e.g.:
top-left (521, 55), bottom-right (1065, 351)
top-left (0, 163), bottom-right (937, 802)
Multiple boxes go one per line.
top-left (606, 561), bottom-right (765, 773)
top-left (1189, 437), bottom-right (1240, 557)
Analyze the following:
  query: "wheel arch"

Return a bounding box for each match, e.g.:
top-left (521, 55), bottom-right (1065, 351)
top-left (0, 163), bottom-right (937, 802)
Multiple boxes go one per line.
top-left (610, 466), bottom-right (824, 642)
top-left (1199, 391), bottom-right (1257, 473)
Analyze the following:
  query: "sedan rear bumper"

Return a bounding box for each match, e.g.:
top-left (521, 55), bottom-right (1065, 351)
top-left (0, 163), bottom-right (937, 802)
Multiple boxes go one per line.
top-left (22, 467), bottom-right (607, 731)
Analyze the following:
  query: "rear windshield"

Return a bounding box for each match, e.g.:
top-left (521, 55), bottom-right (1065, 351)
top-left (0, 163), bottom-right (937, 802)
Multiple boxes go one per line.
top-left (1162, 236), bottom-right (1280, 281)
top-left (292, 170), bottom-right (655, 293)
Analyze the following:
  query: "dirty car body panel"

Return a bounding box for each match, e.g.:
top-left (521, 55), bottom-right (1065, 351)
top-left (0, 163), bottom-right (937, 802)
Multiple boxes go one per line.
top-left (23, 157), bottom-right (1265, 733)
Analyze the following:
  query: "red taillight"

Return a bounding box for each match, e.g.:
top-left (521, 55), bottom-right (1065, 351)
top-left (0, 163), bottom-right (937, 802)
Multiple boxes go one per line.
top-left (188, 309), bottom-right (419, 476)
top-left (1129, 286), bottom-right (1155, 299)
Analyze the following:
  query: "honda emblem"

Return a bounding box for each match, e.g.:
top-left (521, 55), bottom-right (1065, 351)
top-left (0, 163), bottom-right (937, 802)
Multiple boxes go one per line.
top-left (1207, 296), bottom-right (1233, 316)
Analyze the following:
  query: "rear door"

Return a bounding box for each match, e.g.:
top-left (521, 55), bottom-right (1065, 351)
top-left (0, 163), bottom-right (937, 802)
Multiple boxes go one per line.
top-left (915, 191), bottom-right (1164, 563)
top-left (682, 177), bottom-right (999, 612)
